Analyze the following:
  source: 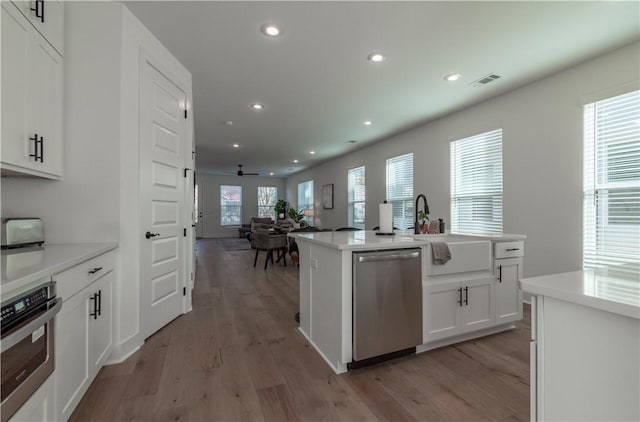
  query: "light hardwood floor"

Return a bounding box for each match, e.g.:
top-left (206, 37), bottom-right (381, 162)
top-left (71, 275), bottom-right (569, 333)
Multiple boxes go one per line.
top-left (71, 238), bottom-right (530, 421)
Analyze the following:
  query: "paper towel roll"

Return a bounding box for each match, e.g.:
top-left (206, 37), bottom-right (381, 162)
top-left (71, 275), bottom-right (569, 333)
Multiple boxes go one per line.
top-left (379, 202), bottom-right (393, 233)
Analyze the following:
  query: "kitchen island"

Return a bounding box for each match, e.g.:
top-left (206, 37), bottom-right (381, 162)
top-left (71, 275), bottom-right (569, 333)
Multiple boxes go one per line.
top-left (289, 230), bottom-right (526, 373)
top-left (521, 269), bottom-right (640, 421)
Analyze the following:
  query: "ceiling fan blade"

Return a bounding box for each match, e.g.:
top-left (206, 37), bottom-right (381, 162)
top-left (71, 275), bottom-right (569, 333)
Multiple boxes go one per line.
top-left (244, 172), bottom-right (259, 176)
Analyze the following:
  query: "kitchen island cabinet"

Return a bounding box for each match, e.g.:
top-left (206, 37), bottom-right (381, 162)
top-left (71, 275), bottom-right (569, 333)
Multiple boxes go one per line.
top-left (289, 230), bottom-right (526, 374)
top-left (521, 269), bottom-right (640, 421)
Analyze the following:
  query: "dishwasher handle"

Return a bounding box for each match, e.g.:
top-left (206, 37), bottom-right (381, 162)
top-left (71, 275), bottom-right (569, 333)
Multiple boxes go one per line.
top-left (357, 251), bottom-right (420, 263)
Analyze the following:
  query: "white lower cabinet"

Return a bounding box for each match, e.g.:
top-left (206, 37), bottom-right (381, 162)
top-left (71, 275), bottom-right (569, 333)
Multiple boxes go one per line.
top-left (55, 255), bottom-right (114, 421)
top-left (423, 276), bottom-right (495, 343)
top-left (494, 257), bottom-right (523, 324)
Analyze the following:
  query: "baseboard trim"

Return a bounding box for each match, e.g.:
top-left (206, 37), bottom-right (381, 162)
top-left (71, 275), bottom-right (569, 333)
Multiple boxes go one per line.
top-left (105, 333), bottom-right (142, 365)
top-left (416, 323), bottom-right (517, 354)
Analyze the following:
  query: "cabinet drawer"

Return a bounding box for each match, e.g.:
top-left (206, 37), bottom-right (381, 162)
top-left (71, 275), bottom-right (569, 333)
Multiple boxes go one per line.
top-left (54, 251), bottom-right (115, 300)
top-left (494, 241), bottom-right (524, 259)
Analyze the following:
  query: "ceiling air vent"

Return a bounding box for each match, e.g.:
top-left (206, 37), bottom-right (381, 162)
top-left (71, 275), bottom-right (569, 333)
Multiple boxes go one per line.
top-left (469, 73), bottom-right (501, 87)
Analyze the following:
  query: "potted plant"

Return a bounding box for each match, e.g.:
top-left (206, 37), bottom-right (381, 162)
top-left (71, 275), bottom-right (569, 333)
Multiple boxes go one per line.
top-left (274, 199), bottom-right (288, 220)
top-left (417, 210), bottom-right (429, 234)
top-left (288, 208), bottom-right (305, 228)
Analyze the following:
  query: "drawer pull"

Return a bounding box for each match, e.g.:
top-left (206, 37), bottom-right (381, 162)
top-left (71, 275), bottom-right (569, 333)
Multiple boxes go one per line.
top-left (88, 267), bottom-right (103, 275)
top-left (498, 265), bottom-right (502, 283)
top-left (505, 248), bottom-right (520, 252)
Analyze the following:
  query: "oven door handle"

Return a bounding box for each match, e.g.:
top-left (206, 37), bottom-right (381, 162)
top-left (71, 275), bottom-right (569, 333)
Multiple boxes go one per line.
top-left (0, 299), bottom-right (62, 353)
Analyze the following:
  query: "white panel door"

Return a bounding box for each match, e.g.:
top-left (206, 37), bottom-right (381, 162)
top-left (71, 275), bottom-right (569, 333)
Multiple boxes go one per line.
top-left (495, 258), bottom-right (523, 324)
top-left (140, 54), bottom-right (187, 340)
top-left (423, 282), bottom-right (462, 343)
top-left (461, 277), bottom-right (495, 333)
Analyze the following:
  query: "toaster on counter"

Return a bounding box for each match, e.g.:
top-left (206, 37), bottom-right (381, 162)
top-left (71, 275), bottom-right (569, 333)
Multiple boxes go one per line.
top-left (1, 218), bottom-right (44, 249)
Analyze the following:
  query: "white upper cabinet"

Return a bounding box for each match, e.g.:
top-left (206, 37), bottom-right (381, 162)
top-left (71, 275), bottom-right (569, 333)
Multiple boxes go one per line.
top-left (11, 0), bottom-right (64, 55)
top-left (1, 3), bottom-right (63, 179)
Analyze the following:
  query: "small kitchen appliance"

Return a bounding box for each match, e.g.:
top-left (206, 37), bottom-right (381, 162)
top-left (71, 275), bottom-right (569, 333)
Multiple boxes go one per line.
top-left (1, 218), bottom-right (44, 250)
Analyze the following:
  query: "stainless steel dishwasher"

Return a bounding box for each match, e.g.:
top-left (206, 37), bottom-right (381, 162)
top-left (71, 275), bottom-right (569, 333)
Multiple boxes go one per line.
top-left (351, 248), bottom-right (422, 368)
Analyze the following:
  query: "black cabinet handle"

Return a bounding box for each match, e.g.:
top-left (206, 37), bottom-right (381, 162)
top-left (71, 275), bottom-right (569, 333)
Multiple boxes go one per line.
top-left (96, 290), bottom-right (102, 317)
top-left (145, 231), bottom-right (160, 239)
top-left (498, 265), bottom-right (502, 283)
top-left (457, 287), bottom-right (463, 306)
top-left (506, 248), bottom-right (520, 252)
top-left (29, 134), bottom-right (43, 162)
top-left (30, 1), bottom-right (44, 23)
top-left (464, 287), bottom-right (469, 305)
top-left (88, 267), bottom-right (103, 275)
top-left (89, 293), bottom-right (98, 319)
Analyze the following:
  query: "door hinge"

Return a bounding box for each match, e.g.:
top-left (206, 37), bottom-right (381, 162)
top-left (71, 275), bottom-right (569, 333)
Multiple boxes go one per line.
top-left (183, 287), bottom-right (186, 296)
top-left (184, 168), bottom-right (189, 177)
top-left (183, 228), bottom-right (187, 237)
top-left (184, 109), bottom-right (188, 119)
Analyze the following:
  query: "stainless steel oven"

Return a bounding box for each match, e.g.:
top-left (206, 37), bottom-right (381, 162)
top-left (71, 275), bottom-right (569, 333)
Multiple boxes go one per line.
top-left (1, 281), bottom-right (60, 421)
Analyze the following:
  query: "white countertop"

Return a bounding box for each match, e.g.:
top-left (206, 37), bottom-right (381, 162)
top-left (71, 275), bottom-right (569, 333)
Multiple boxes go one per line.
top-left (1, 242), bottom-right (118, 296)
top-left (520, 269), bottom-right (640, 320)
top-left (288, 230), bottom-right (525, 251)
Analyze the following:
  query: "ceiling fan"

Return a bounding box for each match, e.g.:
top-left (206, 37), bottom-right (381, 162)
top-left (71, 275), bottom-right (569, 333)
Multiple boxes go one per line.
top-left (236, 164), bottom-right (259, 176)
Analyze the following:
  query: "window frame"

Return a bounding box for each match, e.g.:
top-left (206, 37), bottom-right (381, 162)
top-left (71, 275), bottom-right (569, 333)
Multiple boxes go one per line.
top-left (385, 153), bottom-right (414, 230)
top-left (220, 185), bottom-right (242, 226)
top-left (257, 186), bottom-right (278, 221)
top-left (583, 89), bottom-right (639, 276)
top-left (450, 128), bottom-right (503, 236)
top-left (298, 180), bottom-right (314, 225)
top-left (348, 166), bottom-right (366, 229)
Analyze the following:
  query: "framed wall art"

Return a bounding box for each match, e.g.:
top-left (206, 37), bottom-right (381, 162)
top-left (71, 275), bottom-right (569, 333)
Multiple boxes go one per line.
top-left (322, 184), bottom-right (334, 209)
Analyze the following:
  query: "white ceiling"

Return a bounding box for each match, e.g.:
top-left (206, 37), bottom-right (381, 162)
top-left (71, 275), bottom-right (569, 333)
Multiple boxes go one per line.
top-left (124, 1), bottom-right (640, 178)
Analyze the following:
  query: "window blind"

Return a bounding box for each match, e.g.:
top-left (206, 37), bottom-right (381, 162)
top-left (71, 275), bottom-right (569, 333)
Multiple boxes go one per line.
top-left (298, 180), bottom-right (314, 225)
top-left (220, 185), bottom-right (242, 226)
top-left (584, 89), bottom-right (640, 277)
top-left (348, 166), bottom-right (366, 229)
top-left (386, 153), bottom-right (414, 230)
top-left (257, 187), bottom-right (278, 220)
top-left (450, 129), bottom-right (503, 235)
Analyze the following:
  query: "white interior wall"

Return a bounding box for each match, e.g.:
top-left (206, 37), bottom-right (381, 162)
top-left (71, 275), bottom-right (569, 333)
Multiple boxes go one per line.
top-left (196, 172), bottom-right (286, 238)
top-left (286, 42), bottom-right (639, 279)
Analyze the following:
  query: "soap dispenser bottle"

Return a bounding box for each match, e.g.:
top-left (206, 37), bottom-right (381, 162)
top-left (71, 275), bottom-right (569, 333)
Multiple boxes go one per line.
top-left (439, 218), bottom-right (445, 234)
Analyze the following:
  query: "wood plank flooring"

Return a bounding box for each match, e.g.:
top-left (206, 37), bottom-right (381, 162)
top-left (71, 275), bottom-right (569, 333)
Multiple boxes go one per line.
top-left (71, 238), bottom-right (530, 421)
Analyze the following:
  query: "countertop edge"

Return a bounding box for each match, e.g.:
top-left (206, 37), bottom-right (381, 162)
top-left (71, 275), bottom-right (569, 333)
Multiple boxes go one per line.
top-left (520, 273), bottom-right (640, 320)
top-left (2, 242), bottom-right (119, 295)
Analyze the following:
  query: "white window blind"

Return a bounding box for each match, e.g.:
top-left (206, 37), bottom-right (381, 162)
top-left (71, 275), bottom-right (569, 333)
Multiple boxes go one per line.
top-left (450, 129), bottom-right (503, 235)
top-left (386, 153), bottom-right (414, 230)
top-left (348, 166), bottom-right (366, 229)
top-left (220, 185), bottom-right (242, 226)
top-left (298, 180), bottom-right (314, 225)
top-left (584, 89), bottom-right (640, 277)
top-left (257, 187), bottom-right (278, 220)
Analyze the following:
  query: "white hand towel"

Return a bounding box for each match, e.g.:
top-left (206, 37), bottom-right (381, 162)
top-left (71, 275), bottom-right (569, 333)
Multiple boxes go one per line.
top-left (431, 242), bottom-right (451, 265)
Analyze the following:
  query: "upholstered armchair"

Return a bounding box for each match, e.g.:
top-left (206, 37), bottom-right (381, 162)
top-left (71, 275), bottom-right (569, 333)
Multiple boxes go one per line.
top-left (251, 230), bottom-right (287, 269)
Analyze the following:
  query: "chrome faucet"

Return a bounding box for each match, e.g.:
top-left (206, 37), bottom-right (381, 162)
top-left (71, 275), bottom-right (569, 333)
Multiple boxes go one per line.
top-left (414, 194), bottom-right (430, 234)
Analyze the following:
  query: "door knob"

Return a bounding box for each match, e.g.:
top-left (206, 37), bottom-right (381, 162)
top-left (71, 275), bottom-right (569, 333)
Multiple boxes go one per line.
top-left (145, 231), bottom-right (160, 239)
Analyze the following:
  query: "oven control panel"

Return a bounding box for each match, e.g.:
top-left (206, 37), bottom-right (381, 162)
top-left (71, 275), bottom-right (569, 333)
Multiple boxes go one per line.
top-left (1, 286), bottom-right (51, 331)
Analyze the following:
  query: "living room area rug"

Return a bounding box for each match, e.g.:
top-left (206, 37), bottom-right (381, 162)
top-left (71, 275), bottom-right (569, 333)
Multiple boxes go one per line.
top-left (220, 237), bottom-right (252, 251)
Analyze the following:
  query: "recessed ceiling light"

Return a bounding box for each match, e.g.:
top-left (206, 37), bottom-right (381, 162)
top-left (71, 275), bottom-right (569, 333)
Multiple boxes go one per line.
top-left (364, 120), bottom-right (372, 126)
top-left (293, 159), bottom-right (299, 163)
top-left (223, 120), bottom-right (234, 126)
top-left (269, 172), bottom-right (274, 176)
top-left (444, 73), bottom-right (462, 82)
top-left (367, 52), bottom-right (386, 63)
top-left (261, 24), bottom-right (281, 37)
top-left (232, 144), bottom-right (239, 148)
top-left (309, 151), bottom-right (315, 155)
top-left (251, 103), bottom-right (264, 110)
